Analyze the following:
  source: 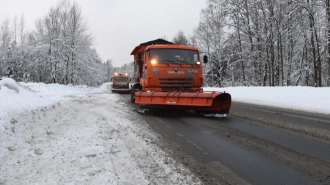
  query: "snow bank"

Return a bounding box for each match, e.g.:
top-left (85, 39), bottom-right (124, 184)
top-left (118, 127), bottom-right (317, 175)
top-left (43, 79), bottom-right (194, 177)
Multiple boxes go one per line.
top-left (204, 86), bottom-right (330, 115)
top-left (19, 82), bottom-right (109, 99)
top-left (0, 80), bottom-right (201, 185)
top-left (0, 79), bottom-right (108, 131)
top-left (0, 77), bottom-right (19, 93)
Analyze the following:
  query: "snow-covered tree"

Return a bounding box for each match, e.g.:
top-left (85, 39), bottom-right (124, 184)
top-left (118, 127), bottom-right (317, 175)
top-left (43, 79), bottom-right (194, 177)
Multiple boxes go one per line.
top-left (0, 0), bottom-right (108, 86)
top-left (193, 0), bottom-right (330, 87)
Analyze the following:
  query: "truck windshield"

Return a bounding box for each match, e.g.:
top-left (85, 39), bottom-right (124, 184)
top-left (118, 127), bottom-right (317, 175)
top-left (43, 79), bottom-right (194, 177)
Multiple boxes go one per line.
top-left (150, 49), bottom-right (199, 64)
top-left (113, 77), bottom-right (128, 82)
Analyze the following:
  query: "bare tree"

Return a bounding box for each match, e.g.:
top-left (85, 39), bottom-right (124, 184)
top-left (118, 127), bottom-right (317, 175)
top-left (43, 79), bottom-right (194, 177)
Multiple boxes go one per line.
top-left (172, 30), bottom-right (189, 45)
top-left (191, 0), bottom-right (330, 87)
top-left (326, 0), bottom-right (330, 86)
top-left (13, 16), bottom-right (17, 43)
top-left (0, 19), bottom-right (12, 77)
top-left (193, 0), bottom-right (228, 87)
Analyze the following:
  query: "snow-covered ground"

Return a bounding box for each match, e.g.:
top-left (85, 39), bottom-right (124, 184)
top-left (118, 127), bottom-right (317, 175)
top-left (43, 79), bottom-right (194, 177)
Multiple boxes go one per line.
top-left (0, 79), bottom-right (106, 133)
top-left (1, 77), bottom-right (329, 185)
top-left (0, 78), bottom-right (201, 185)
top-left (204, 86), bottom-right (330, 115)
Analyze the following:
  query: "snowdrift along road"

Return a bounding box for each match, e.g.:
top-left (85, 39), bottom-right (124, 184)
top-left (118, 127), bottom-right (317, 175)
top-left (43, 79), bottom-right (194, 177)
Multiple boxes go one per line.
top-left (0, 79), bottom-right (201, 185)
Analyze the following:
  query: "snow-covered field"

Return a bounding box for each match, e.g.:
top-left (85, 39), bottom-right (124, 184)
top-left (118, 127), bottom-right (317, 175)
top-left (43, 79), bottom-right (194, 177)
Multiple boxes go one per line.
top-left (0, 77), bottom-right (329, 185)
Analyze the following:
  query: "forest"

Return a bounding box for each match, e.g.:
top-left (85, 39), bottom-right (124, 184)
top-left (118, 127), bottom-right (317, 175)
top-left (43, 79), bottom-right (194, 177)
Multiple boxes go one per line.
top-left (0, 1), bottom-right (108, 86)
top-left (190, 0), bottom-right (330, 87)
top-left (1, 0), bottom-right (330, 87)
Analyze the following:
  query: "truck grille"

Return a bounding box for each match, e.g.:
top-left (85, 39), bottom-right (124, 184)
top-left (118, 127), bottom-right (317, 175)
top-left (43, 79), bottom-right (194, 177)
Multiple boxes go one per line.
top-left (159, 78), bottom-right (193, 91)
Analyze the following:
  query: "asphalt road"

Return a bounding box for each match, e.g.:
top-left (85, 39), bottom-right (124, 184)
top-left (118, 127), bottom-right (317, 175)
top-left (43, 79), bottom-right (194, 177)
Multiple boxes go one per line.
top-left (120, 93), bottom-right (330, 185)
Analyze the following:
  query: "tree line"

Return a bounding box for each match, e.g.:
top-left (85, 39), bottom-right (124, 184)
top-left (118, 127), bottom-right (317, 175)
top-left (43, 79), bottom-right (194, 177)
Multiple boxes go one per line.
top-left (4, 0), bottom-right (329, 87)
top-left (0, 0), bottom-right (108, 86)
top-left (173, 0), bottom-right (330, 87)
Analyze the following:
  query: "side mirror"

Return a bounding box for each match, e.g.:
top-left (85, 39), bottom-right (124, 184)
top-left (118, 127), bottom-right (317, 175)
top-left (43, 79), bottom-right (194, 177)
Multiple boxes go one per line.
top-left (203, 55), bottom-right (208, 64)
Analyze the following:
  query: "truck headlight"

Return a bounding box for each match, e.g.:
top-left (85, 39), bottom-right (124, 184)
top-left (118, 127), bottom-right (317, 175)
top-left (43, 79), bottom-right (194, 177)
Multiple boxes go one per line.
top-left (151, 59), bottom-right (157, 65)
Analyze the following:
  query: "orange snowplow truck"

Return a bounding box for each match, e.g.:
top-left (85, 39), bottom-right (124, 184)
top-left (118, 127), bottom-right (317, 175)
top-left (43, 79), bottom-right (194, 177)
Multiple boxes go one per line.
top-left (130, 39), bottom-right (231, 115)
top-left (111, 72), bottom-right (130, 93)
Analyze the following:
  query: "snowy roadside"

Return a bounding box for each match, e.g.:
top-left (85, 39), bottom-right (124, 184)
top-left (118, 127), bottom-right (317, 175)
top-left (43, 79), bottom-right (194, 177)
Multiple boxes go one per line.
top-left (0, 78), bottom-right (108, 132)
top-left (205, 86), bottom-right (330, 115)
top-left (0, 79), bottom-right (201, 185)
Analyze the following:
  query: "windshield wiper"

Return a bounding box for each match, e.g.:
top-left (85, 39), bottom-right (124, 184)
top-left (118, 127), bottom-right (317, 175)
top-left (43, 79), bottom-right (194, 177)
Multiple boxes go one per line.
top-left (156, 59), bottom-right (175, 66)
top-left (159, 59), bottom-right (175, 64)
top-left (176, 59), bottom-right (190, 64)
top-left (176, 59), bottom-right (195, 66)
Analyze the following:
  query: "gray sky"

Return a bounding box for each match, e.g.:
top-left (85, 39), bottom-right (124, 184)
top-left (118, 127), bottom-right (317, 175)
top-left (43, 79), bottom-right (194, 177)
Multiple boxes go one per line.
top-left (0, 0), bottom-right (206, 67)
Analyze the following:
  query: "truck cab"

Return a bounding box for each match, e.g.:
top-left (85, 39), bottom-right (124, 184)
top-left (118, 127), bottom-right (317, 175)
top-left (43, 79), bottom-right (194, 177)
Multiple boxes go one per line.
top-left (130, 39), bottom-right (206, 93)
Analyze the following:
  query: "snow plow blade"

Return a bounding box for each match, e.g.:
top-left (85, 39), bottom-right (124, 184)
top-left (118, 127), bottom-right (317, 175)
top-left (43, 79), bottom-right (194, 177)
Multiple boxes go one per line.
top-left (135, 91), bottom-right (231, 114)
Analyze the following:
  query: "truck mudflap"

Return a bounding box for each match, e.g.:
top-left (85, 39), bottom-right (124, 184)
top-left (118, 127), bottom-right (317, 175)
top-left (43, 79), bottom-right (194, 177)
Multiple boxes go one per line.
top-left (134, 91), bottom-right (231, 114)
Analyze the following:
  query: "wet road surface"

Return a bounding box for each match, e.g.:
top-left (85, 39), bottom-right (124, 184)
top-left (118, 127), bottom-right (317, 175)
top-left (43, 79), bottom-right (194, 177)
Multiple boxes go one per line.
top-left (121, 94), bottom-right (330, 185)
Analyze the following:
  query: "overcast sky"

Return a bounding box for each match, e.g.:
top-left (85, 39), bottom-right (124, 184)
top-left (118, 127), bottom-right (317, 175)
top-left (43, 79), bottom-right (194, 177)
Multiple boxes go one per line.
top-left (0, 0), bottom-right (206, 67)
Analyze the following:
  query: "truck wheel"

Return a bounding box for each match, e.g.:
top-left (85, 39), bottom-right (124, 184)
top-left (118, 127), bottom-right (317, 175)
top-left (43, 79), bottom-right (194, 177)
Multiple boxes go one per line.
top-left (130, 87), bottom-right (135, 103)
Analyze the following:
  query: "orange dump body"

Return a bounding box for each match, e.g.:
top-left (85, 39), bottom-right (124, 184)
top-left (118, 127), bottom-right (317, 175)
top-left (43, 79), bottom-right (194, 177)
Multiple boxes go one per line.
top-left (130, 39), bottom-right (231, 114)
